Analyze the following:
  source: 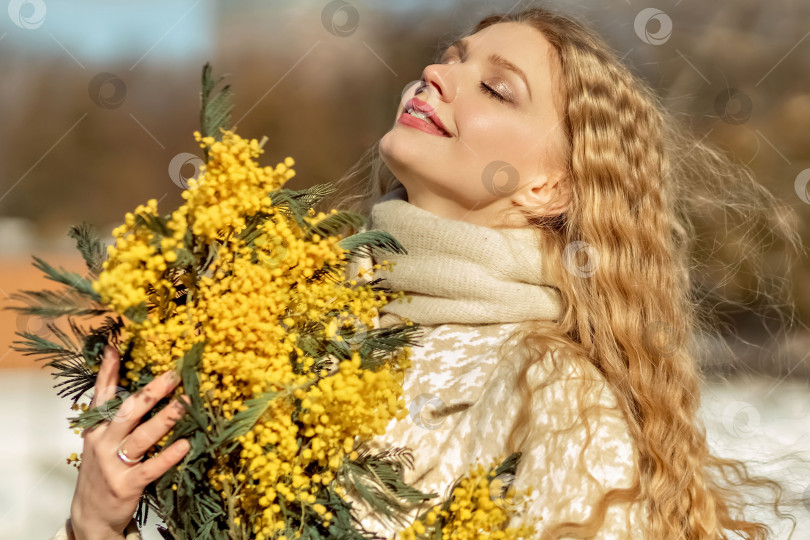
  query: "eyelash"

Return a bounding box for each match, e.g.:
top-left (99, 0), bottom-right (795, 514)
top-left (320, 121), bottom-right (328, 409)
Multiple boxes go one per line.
top-left (479, 82), bottom-right (506, 103)
top-left (440, 54), bottom-right (509, 104)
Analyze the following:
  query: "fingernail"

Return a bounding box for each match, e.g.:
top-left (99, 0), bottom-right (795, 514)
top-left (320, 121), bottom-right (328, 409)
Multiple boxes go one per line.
top-left (165, 370), bottom-right (181, 384)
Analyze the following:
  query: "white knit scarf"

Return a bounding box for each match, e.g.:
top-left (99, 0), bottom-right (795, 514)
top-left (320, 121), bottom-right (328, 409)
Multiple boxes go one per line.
top-left (362, 186), bottom-right (563, 326)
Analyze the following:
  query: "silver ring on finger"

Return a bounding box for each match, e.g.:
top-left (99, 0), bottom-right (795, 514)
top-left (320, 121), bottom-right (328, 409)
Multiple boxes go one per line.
top-left (116, 436), bottom-right (144, 465)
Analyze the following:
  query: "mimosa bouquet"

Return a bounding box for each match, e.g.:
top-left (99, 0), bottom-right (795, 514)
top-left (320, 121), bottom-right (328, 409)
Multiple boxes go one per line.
top-left (9, 64), bottom-right (536, 540)
top-left (398, 453), bottom-right (536, 540)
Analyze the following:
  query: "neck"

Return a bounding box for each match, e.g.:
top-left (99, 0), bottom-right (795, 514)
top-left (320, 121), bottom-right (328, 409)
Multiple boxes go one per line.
top-left (366, 186), bottom-right (562, 326)
top-left (400, 185), bottom-right (518, 228)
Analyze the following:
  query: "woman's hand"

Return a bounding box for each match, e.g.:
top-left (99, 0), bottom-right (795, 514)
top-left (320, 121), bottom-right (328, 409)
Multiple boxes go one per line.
top-left (68, 345), bottom-right (191, 540)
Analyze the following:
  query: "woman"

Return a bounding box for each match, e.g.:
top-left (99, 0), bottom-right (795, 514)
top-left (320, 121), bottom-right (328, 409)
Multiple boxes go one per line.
top-left (57, 5), bottom-right (805, 539)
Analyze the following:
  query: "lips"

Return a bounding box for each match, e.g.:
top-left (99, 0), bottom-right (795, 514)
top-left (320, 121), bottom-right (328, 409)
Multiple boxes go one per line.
top-left (402, 97), bottom-right (452, 137)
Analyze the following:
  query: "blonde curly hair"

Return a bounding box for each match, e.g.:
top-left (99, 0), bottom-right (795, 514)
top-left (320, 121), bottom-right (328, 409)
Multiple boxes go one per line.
top-left (324, 5), bottom-right (808, 539)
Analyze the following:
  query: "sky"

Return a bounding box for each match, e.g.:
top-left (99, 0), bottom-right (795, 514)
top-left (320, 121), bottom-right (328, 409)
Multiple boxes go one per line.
top-left (0, 0), bottom-right (459, 65)
top-left (2, 0), bottom-right (215, 64)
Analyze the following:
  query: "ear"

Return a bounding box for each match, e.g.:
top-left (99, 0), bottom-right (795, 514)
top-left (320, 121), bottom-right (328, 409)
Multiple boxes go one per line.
top-left (510, 172), bottom-right (570, 216)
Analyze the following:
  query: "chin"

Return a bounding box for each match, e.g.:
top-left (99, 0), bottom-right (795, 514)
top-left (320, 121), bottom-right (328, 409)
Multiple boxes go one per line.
top-left (379, 127), bottom-right (459, 199)
top-left (379, 129), bottom-right (418, 186)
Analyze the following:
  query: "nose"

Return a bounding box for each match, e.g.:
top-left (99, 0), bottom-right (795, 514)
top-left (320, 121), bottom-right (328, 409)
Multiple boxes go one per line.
top-left (418, 63), bottom-right (456, 103)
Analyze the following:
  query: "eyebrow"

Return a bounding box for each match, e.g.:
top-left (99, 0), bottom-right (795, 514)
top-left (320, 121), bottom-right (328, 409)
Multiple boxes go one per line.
top-left (446, 38), bottom-right (533, 101)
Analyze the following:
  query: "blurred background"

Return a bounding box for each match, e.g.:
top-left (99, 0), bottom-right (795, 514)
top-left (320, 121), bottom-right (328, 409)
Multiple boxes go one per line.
top-left (1, 0), bottom-right (809, 538)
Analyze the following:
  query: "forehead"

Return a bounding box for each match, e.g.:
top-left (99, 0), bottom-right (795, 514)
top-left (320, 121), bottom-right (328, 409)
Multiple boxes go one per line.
top-left (459, 22), bottom-right (563, 115)
top-left (458, 22), bottom-right (558, 81)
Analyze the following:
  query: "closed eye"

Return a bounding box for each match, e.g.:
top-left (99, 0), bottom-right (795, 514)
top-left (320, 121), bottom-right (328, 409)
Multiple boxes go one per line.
top-left (480, 82), bottom-right (507, 103)
top-left (441, 53), bottom-right (510, 104)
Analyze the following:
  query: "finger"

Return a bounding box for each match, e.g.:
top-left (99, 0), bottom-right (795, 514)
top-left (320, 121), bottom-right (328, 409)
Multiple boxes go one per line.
top-left (134, 438), bottom-right (191, 486)
top-left (90, 345), bottom-right (120, 409)
top-left (121, 395), bottom-right (190, 460)
top-left (104, 369), bottom-right (182, 442)
top-left (82, 346), bottom-right (122, 439)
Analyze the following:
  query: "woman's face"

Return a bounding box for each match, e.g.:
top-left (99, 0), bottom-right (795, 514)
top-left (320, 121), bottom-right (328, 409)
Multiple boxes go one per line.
top-left (379, 22), bottom-right (569, 227)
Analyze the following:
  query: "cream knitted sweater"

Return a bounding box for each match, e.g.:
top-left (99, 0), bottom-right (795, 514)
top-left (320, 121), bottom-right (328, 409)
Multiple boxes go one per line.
top-left (52, 186), bottom-right (646, 539)
top-left (346, 186), bottom-right (647, 538)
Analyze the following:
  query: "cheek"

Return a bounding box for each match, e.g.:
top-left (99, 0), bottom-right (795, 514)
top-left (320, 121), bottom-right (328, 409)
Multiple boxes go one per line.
top-left (457, 109), bottom-right (539, 175)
